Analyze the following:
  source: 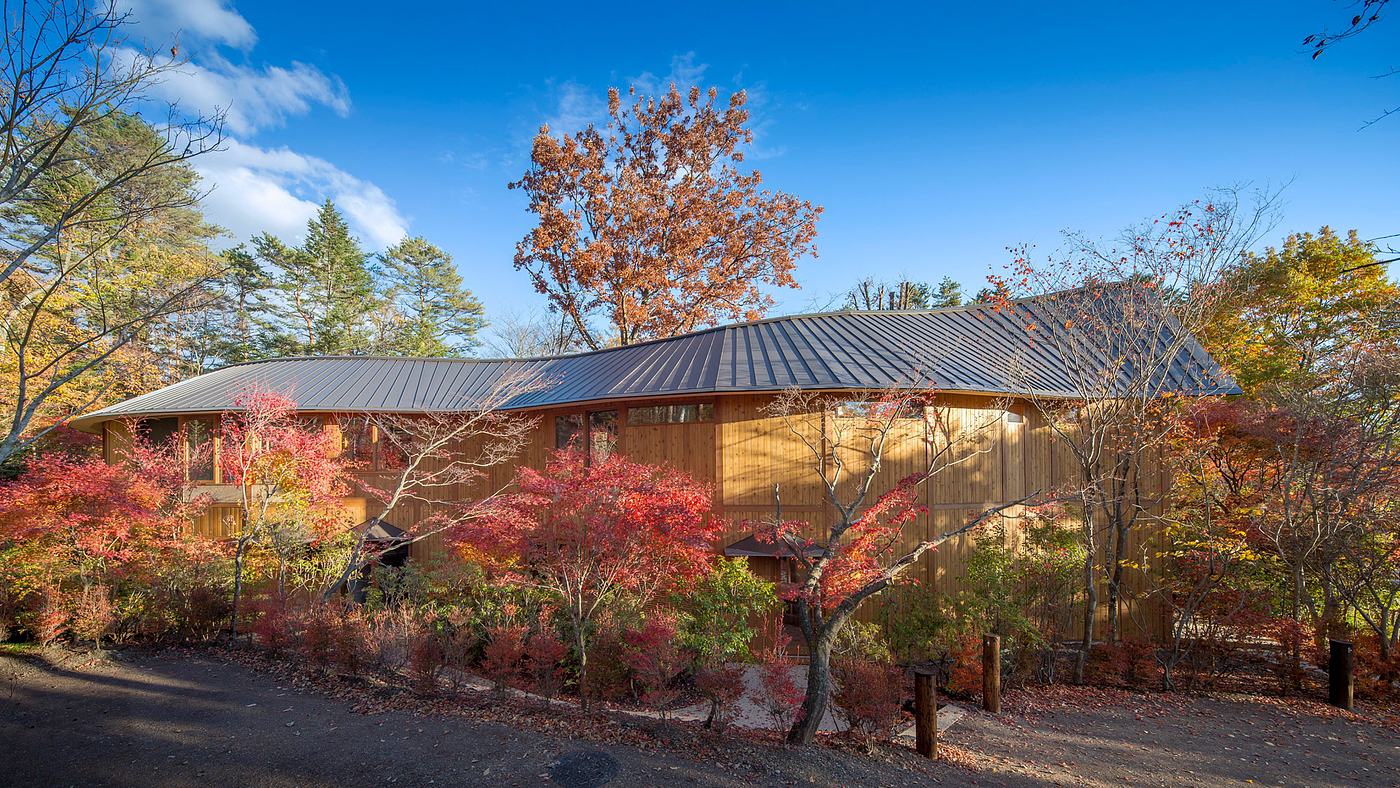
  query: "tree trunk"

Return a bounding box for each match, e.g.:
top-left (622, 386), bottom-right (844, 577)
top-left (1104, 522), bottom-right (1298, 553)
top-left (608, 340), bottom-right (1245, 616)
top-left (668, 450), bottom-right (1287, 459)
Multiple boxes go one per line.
top-left (1107, 522), bottom-right (1129, 643)
top-left (1075, 541), bottom-right (1097, 684)
top-left (230, 540), bottom-right (248, 636)
top-left (788, 633), bottom-right (833, 746)
top-left (572, 620), bottom-right (590, 713)
top-left (325, 528), bottom-right (371, 602)
top-left (1290, 562), bottom-right (1305, 690)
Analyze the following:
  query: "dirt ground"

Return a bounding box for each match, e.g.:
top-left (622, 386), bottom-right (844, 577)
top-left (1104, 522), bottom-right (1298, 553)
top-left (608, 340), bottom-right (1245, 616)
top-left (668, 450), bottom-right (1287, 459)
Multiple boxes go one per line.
top-left (1, 648), bottom-right (1396, 788)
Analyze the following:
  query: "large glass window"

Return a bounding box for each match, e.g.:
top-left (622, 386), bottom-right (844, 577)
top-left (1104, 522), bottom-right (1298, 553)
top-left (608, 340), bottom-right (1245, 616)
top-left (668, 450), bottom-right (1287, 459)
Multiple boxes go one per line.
top-left (185, 418), bottom-right (216, 482)
top-left (833, 400), bottom-right (923, 421)
top-left (589, 410), bottom-right (617, 462)
top-left (339, 417), bottom-right (376, 467)
top-left (628, 403), bottom-right (713, 425)
top-left (379, 424), bottom-right (411, 470)
top-left (555, 414), bottom-right (585, 450)
top-left (554, 411), bottom-right (617, 463)
top-left (141, 417), bottom-right (179, 447)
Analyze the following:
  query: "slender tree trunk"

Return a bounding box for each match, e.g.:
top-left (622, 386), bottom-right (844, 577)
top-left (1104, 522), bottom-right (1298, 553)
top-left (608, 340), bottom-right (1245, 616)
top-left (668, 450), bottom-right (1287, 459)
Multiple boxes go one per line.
top-left (788, 630), bottom-right (835, 746)
top-left (230, 539), bottom-right (248, 636)
top-left (1290, 562), bottom-right (1305, 690)
top-left (1075, 536), bottom-right (1097, 684)
top-left (1107, 522), bottom-right (1130, 643)
top-left (572, 614), bottom-right (590, 713)
top-left (1388, 610), bottom-right (1399, 662)
top-left (326, 528), bottom-right (371, 601)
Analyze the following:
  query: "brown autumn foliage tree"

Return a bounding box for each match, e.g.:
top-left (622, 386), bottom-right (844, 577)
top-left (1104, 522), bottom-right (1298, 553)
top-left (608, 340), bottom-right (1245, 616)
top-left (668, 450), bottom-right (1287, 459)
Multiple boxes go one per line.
top-left (992, 186), bottom-right (1281, 682)
top-left (510, 84), bottom-right (821, 350)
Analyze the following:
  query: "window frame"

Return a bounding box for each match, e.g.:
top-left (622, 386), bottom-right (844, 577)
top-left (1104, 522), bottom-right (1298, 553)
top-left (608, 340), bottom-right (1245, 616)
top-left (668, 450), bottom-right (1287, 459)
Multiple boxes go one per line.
top-left (626, 402), bottom-right (715, 425)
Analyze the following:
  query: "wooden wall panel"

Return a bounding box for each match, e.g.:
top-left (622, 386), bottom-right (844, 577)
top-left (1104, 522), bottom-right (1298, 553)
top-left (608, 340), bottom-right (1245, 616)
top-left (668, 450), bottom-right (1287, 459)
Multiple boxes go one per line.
top-left (119, 386), bottom-right (1171, 638)
top-left (719, 396), bottom-right (826, 509)
top-left (620, 422), bottom-right (715, 483)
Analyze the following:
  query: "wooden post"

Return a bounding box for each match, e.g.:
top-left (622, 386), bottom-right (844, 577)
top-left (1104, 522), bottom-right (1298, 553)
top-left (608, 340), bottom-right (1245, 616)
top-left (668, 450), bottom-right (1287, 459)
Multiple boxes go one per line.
top-left (983, 634), bottom-right (1001, 713)
top-left (1329, 639), bottom-right (1354, 711)
top-left (914, 667), bottom-right (937, 759)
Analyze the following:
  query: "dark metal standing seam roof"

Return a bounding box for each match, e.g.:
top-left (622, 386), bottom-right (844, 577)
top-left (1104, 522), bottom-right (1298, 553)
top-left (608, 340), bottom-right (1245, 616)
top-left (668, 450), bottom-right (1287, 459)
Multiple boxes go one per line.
top-left (71, 295), bottom-right (1242, 429)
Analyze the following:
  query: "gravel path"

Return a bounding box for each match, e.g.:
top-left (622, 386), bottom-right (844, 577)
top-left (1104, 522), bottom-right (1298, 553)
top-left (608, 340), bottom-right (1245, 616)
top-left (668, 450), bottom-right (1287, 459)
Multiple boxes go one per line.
top-left (946, 684), bottom-right (1400, 787)
top-left (1, 649), bottom-right (1396, 788)
top-left (0, 650), bottom-right (938, 788)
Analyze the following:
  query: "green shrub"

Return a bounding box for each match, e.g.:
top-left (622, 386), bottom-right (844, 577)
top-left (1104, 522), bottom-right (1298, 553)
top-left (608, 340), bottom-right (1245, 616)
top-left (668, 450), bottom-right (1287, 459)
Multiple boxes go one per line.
top-left (669, 557), bottom-right (777, 663)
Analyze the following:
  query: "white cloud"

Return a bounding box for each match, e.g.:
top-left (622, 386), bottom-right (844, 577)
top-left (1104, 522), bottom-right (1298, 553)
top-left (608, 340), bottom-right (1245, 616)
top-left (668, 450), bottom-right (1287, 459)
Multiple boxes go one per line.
top-left (542, 79), bottom-right (608, 136)
top-left (114, 1), bottom-right (406, 247)
top-left (628, 52), bottom-right (709, 98)
top-left (119, 0), bottom-right (257, 50)
top-left (197, 140), bottom-right (408, 249)
top-left (134, 51), bottom-right (351, 135)
top-left (117, 0), bottom-right (350, 135)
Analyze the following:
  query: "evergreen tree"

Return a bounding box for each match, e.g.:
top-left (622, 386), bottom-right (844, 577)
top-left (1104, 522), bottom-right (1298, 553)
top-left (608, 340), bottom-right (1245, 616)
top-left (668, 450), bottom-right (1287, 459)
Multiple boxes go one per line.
top-left (212, 246), bottom-right (276, 364)
top-left (973, 280), bottom-right (1011, 305)
top-left (378, 237), bottom-right (486, 356)
top-left (255, 200), bottom-right (378, 356)
top-left (931, 276), bottom-right (963, 307)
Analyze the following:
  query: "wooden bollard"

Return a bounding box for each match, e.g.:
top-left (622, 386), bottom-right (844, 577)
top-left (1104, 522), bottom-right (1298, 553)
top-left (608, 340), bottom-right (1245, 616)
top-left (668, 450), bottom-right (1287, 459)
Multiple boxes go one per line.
top-left (983, 634), bottom-right (1001, 713)
top-left (1329, 639), bottom-right (1354, 711)
top-left (914, 667), bottom-right (937, 759)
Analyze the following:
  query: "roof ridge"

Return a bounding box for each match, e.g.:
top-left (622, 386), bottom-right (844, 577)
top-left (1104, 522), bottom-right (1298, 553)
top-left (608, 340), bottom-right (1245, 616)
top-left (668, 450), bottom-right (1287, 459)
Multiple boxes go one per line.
top-left (69, 284), bottom-right (1237, 432)
top-left (212, 300), bottom-right (1041, 371)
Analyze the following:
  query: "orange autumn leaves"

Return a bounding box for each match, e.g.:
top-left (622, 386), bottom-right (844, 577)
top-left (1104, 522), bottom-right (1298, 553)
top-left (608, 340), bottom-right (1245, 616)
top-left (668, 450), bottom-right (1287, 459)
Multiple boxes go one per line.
top-left (511, 84), bottom-right (821, 350)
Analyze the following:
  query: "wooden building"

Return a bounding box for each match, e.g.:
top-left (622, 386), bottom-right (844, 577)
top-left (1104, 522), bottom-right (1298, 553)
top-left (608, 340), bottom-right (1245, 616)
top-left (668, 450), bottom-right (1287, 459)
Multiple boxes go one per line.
top-left (73, 297), bottom-right (1237, 635)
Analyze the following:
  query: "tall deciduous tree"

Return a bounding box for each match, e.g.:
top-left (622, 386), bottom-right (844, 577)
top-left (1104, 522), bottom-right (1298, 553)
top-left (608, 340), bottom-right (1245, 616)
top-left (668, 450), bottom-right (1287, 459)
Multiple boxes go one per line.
top-left (0, 0), bottom-right (222, 294)
top-left (378, 237), bottom-right (485, 357)
top-left (760, 386), bottom-right (1036, 745)
top-left (992, 185), bottom-right (1282, 681)
top-left (1, 110), bottom-right (223, 467)
top-left (483, 307), bottom-right (583, 358)
top-left (1210, 227), bottom-right (1397, 397)
top-left (0, 0), bottom-right (225, 465)
top-left (510, 84), bottom-right (821, 349)
top-left (254, 200), bottom-right (378, 356)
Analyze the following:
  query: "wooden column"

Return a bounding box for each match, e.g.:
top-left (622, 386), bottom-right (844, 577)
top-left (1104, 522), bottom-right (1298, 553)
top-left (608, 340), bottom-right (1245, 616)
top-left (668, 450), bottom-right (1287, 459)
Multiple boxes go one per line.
top-left (914, 667), bottom-right (937, 759)
top-left (983, 634), bottom-right (1001, 713)
top-left (1329, 639), bottom-right (1354, 711)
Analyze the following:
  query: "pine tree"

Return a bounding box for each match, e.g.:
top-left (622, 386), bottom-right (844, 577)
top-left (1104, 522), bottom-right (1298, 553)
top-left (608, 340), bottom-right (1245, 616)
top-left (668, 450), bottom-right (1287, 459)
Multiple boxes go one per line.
top-left (213, 246), bottom-right (275, 364)
top-left (255, 201), bottom-right (378, 355)
top-left (931, 276), bottom-right (963, 307)
top-left (378, 237), bottom-right (486, 357)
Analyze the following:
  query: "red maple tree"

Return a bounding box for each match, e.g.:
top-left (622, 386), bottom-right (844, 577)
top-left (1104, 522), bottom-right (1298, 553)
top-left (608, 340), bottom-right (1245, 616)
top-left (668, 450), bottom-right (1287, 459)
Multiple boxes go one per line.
top-left (455, 448), bottom-right (720, 708)
top-left (218, 387), bottom-right (351, 634)
top-left (0, 422), bottom-right (216, 645)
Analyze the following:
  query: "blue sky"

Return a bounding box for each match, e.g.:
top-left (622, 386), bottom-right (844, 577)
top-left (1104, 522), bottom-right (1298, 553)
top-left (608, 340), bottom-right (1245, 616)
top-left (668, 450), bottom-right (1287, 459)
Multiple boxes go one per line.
top-left (121, 0), bottom-right (1399, 344)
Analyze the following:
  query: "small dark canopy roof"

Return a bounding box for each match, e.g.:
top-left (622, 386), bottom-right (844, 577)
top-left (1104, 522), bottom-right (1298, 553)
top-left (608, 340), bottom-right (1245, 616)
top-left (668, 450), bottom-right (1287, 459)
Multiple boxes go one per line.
top-left (356, 518), bottom-right (411, 542)
top-left (71, 288), bottom-right (1240, 430)
top-left (723, 534), bottom-right (826, 559)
